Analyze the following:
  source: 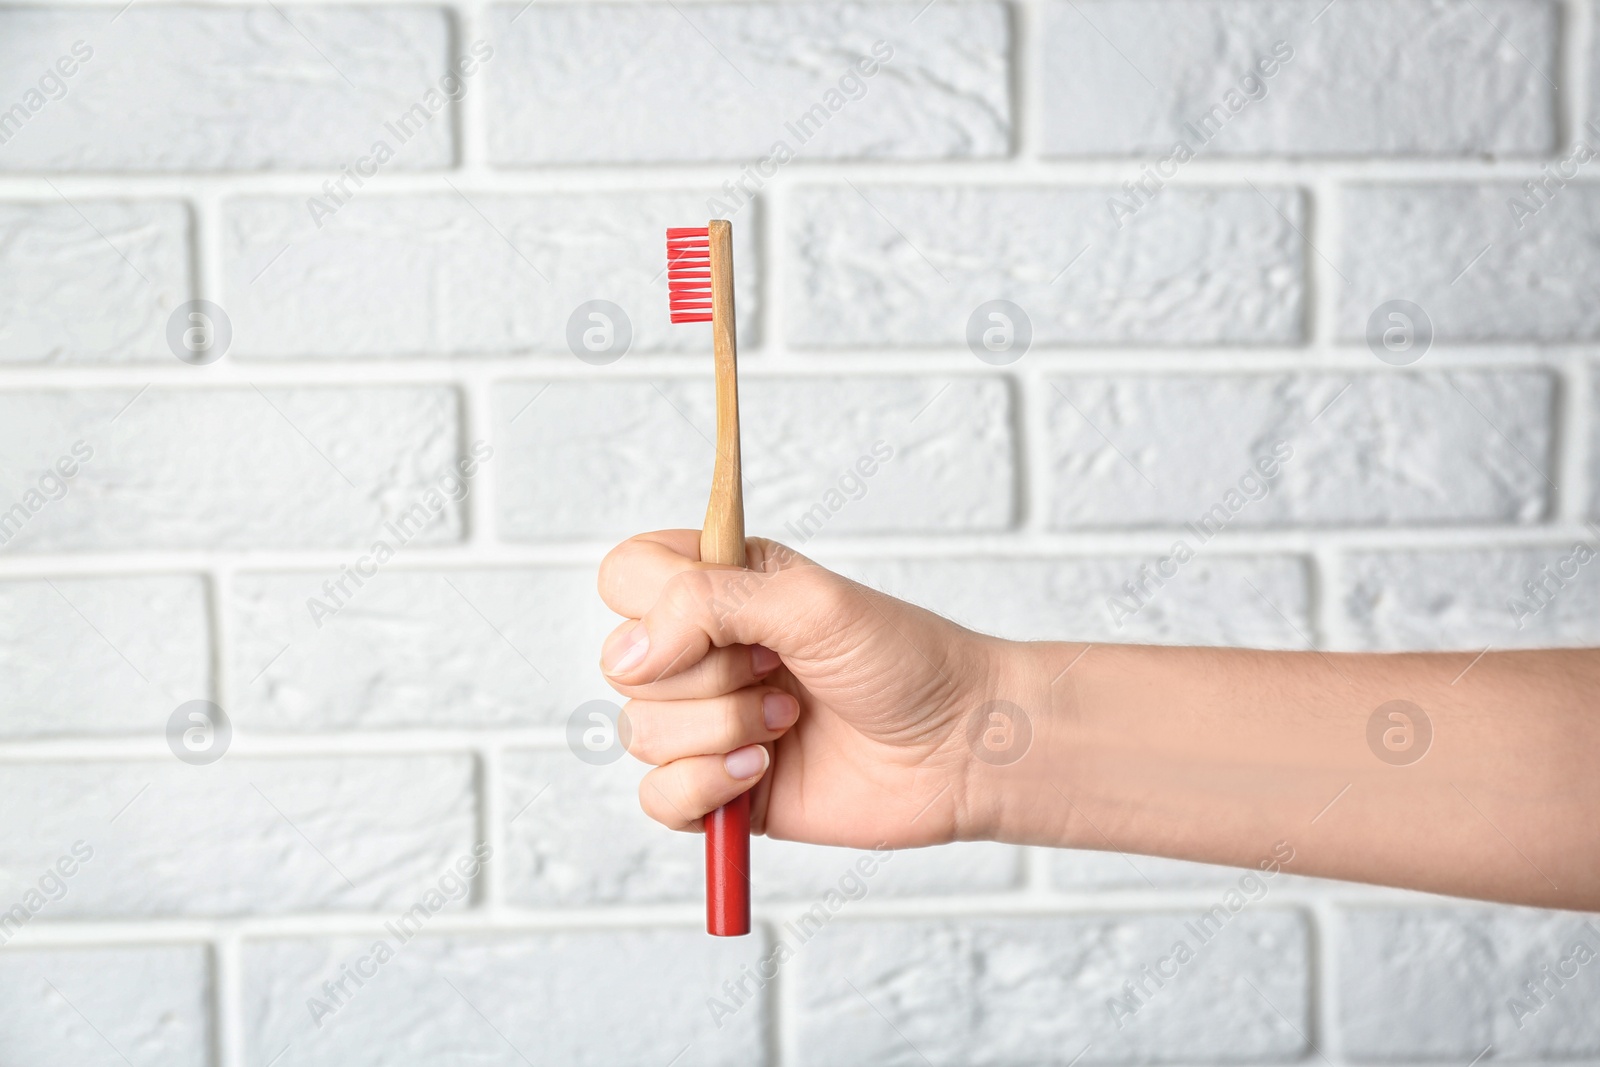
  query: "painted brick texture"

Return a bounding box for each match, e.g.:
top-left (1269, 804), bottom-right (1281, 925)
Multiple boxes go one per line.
top-left (0, 0), bottom-right (1595, 1063)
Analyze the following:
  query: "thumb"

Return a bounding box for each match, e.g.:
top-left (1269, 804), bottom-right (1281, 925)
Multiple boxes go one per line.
top-left (600, 538), bottom-right (860, 686)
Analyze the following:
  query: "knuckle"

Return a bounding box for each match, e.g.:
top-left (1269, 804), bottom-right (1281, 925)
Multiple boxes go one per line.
top-left (639, 775), bottom-right (687, 830)
top-left (597, 537), bottom-right (642, 602)
top-left (682, 646), bottom-right (748, 696)
top-left (718, 695), bottom-right (749, 747)
top-left (661, 568), bottom-right (716, 621)
top-left (706, 570), bottom-right (770, 634)
top-left (783, 562), bottom-right (850, 620)
top-left (687, 652), bottom-right (723, 695)
top-left (747, 537), bottom-right (806, 573)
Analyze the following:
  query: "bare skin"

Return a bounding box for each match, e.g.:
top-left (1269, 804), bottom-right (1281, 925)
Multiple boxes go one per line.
top-left (597, 530), bottom-right (1600, 912)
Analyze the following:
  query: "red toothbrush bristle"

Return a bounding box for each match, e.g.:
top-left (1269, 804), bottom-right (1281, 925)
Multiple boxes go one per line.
top-left (666, 226), bottom-right (713, 323)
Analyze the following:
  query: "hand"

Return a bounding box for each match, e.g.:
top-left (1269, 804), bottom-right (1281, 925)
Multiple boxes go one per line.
top-left (596, 533), bottom-right (1600, 910)
top-left (596, 530), bottom-right (1018, 849)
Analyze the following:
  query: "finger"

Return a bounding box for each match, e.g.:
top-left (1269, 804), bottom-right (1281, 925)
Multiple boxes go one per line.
top-left (598, 532), bottom-right (815, 619)
top-left (597, 530), bottom-right (702, 618)
top-left (623, 686), bottom-right (800, 766)
top-left (601, 548), bottom-right (852, 687)
top-left (637, 746), bottom-right (770, 832)
top-left (606, 641), bottom-right (783, 700)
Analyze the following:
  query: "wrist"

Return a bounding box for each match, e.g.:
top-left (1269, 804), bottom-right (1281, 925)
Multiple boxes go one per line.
top-left (952, 637), bottom-right (1098, 847)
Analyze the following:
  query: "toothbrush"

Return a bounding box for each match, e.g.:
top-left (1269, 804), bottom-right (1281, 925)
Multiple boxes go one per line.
top-left (667, 220), bottom-right (751, 937)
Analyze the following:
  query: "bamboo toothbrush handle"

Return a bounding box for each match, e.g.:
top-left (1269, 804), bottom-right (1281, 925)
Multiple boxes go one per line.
top-left (700, 219), bottom-right (751, 937)
top-left (701, 220), bottom-right (745, 569)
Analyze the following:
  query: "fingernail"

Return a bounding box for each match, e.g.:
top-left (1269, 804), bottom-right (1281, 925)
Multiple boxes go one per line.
top-left (762, 692), bottom-right (799, 730)
top-left (603, 624), bottom-right (649, 675)
top-left (724, 744), bottom-right (768, 781)
top-left (751, 644), bottom-right (781, 675)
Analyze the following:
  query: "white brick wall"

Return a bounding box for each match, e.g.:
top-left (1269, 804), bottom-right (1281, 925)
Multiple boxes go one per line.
top-left (0, 201), bottom-right (191, 362)
top-left (1, 0), bottom-right (1597, 1062)
top-left (484, 3), bottom-right (1012, 163)
top-left (0, 7), bottom-right (455, 171)
top-left (788, 184), bottom-right (1307, 345)
top-left (1039, 0), bottom-right (1559, 156)
top-left (226, 191), bottom-right (762, 357)
top-left (0, 945), bottom-right (213, 1065)
top-left (1338, 908), bottom-right (1600, 1059)
top-left (242, 930), bottom-right (767, 1065)
top-left (794, 913), bottom-right (1312, 1063)
top-left (1340, 184), bottom-right (1600, 342)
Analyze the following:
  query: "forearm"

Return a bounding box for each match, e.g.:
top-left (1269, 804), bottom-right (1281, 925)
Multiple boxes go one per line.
top-left (975, 641), bottom-right (1600, 911)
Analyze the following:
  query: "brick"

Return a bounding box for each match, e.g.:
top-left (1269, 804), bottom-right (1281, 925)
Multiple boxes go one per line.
top-left (0, 757), bottom-right (475, 916)
top-left (233, 568), bottom-right (613, 731)
top-left (0, 7), bottom-right (452, 171)
top-left (1340, 184), bottom-right (1600, 343)
top-left (1045, 372), bottom-right (1553, 528)
top-left (1040, 0), bottom-right (1556, 157)
top-left (838, 555), bottom-right (1312, 649)
top-left (241, 930), bottom-right (765, 1066)
top-left (223, 192), bottom-right (759, 359)
top-left (503, 752), bottom-right (691, 906)
top-left (494, 377), bottom-right (1013, 541)
top-left (752, 839), bottom-right (1021, 900)
top-left (1051, 847), bottom-right (1328, 892)
top-left (794, 913), bottom-right (1309, 1064)
top-left (1592, 370), bottom-right (1600, 521)
top-left (1593, 24), bottom-right (1600, 145)
top-left (1338, 906), bottom-right (1600, 1060)
top-left (0, 945), bottom-right (211, 1067)
top-left (486, 2), bottom-right (1010, 164)
top-left (0, 386), bottom-right (461, 551)
top-left (0, 575), bottom-right (210, 737)
top-left (0, 201), bottom-right (189, 363)
top-left (787, 184), bottom-right (1305, 347)
top-left (503, 751), bottom-right (1017, 906)
top-left (1051, 850), bottom-right (1260, 890)
top-left (1343, 545), bottom-right (1600, 651)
